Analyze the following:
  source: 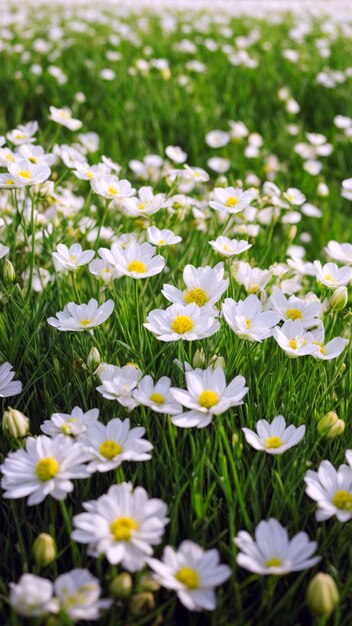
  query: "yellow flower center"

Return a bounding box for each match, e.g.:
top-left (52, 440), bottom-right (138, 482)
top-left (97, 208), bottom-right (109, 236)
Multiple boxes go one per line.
top-left (247, 284), bottom-right (260, 294)
top-left (198, 390), bottom-right (219, 408)
top-left (80, 319), bottom-right (92, 326)
top-left (289, 339), bottom-right (297, 350)
top-left (245, 318), bottom-right (252, 329)
top-left (69, 255), bottom-right (78, 264)
top-left (265, 557), bottom-right (282, 568)
top-left (86, 171), bottom-right (94, 179)
top-left (110, 516), bottom-right (138, 541)
top-left (265, 436), bottom-right (283, 449)
top-left (6, 179), bottom-right (15, 185)
top-left (18, 170), bottom-right (31, 179)
top-left (99, 439), bottom-right (123, 459)
top-left (127, 260), bottom-right (147, 274)
top-left (36, 457), bottom-right (59, 481)
top-left (138, 202), bottom-right (146, 211)
top-left (15, 133), bottom-right (26, 139)
top-left (5, 154), bottom-right (15, 162)
top-left (184, 288), bottom-right (209, 307)
top-left (29, 156), bottom-right (37, 164)
top-left (171, 315), bottom-right (194, 334)
top-left (107, 186), bottom-right (118, 195)
top-left (175, 567), bottom-right (199, 589)
top-left (325, 274), bottom-right (333, 281)
top-left (59, 111), bottom-right (70, 118)
top-left (225, 196), bottom-right (239, 207)
top-left (158, 239), bottom-right (165, 245)
top-left (149, 393), bottom-right (165, 404)
top-left (332, 490), bottom-right (352, 511)
top-left (60, 422), bottom-right (74, 434)
top-left (286, 308), bottom-right (303, 320)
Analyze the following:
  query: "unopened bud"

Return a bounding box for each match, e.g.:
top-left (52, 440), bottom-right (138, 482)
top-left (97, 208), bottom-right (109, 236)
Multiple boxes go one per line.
top-left (128, 592), bottom-right (155, 617)
top-left (87, 347), bottom-right (101, 371)
top-left (3, 259), bottom-right (16, 284)
top-left (330, 286), bottom-right (348, 311)
top-left (307, 573), bottom-right (339, 617)
top-left (138, 574), bottom-right (160, 593)
top-left (209, 355), bottom-right (226, 370)
top-left (318, 411), bottom-right (345, 439)
top-left (215, 175), bottom-right (228, 187)
top-left (192, 348), bottom-right (206, 369)
top-left (287, 225), bottom-right (297, 242)
top-left (33, 533), bottom-right (56, 567)
top-left (109, 572), bottom-right (132, 599)
top-left (317, 182), bottom-right (329, 197)
top-left (2, 408), bottom-right (29, 438)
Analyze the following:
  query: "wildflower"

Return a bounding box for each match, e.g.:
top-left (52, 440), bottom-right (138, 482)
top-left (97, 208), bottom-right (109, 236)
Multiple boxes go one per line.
top-left (235, 262), bottom-right (272, 294)
top-left (242, 415), bottom-right (305, 454)
top-left (41, 406), bottom-right (100, 437)
top-left (6, 121), bottom-right (38, 145)
top-left (47, 299), bottom-right (114, 331)
top-left (96, 364), bottom-right (141, 409)
top-left (49, 106), bottom-right (82, 131)
top-left (305, 459), bottom-right (352, 522)
top-left (52, 242), bottom-right (95, 272)
top-left (54, 569), bottom-right (112, 621)
top-left (132, 375), bottom-right (182, 414)
top-left (91, 175), bottom-right (134, 200)
top-left (269, 286), bottom-right (322, 328)
top-left (147, 226), bottom-right (182, 246)
top-left (162, 263), bottom-right (228, 310)
top-left (33, 533), bottom-right (57, 567)
top-left (272, 319), bottom-right (314, 356)
top-left (121, 186), bottom-right (166, 217)
top-left (165, 145), bottom-right (187, 163)
top-left (317, 411), bottom-right (345, 439)
top-left (144, 303), bottom-right (220, 342)
top-left (325, 241), bottom-right (352, 265)
top-left (2, 408), bottom-right (29, 438)
top-left (222, 295), bottom-right (280, 341)
top-left (314, 261), bottom-right (352, 288)
top-left (0, 362), bottom-right (22, 398)
top-left (209, 236), bottom-right (252, 257)
top-left (209, 186), bottom-right (255, 214)
top-left (99, 241), bottom-right (165, 279)
top-left (7, 159), bottom-right (51, 186)
top-left (9, 574), bottom-right (58, 617)
top-left (307, 573), bottom-right (339, 618)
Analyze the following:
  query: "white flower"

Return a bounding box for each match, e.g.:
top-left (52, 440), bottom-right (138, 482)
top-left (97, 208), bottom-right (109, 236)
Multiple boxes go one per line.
top-left (99, 241), bottom-right (165, 279)
top-left (53, 243), bottom-right (95, 272)
top-left (341, 178), bottom-right (352, 201)
top-left (121, 186), bottom-right (166, 217)
top-left (72, 482), bottom-right (169, 571)
top-left (41, 406), bottom-right (100, 437)
top-left (242, 415), bottom-right (305, 455)
top-left (183, 164), bottom-right (209, 182)
top-left (47, 299), bottom-right (114, 331)
top-left (222, 295), bottom-right (280, 341)
top-left (132, 375), bottom-right (182, 414)
top-left (205, 130), bottom-right (230, 148)
top-left (49, 106), bottom-right (82, 131)
top-left (209, 236), bottom-right (252, 257)
top-left (314, 261), bottom-right (352, 288)
top-left (283, 187), bottom-right (306, 205)
top-left (54, 569), bottom-right (111, 621)
top-left (309, 325), bottom-right (348, 360)
top-left (73, 162), bottom-right (110, 181)
top-left (324, 241), bottom-right (352, 265)
top-left (305, 459), bottom-right (352, 522)
top-left (207, 157), bottom-right (230, 173)
top-left (80, 418), bottom-right (153, 473)
top-left (0, 362), bottom-right (22, 398)
top-left (96, 364), bottom-right (141, 409)
top-left (7, 159), bottom-right (51, 186)
top-left (235, 262), bottom-right (272, 294)
top-left (10, 574), bottom-right (58, 617)
top-left (165, 145), bottom-right (187, 164)
top-left (269, 286), bottom-right (322, 328)
top-left (170, 366), bottom-right (248, 428)
top-left (272, 320), bottom-right (314, 357)
top-left (6, 121), bottom-right (38, 145)
top-left (1, 434), bottom-right (90, 505)
top-left (91, 175), bottom-right (135, 200)
top-left (235, 518), bottom-right (320, 575)
top-left (209, 187), bottom-right (255, 214)
top-left (144, 303), bottom-right (220, 342)
top-left (162, 263), bottom-right (228, 310)
top-left (147, 226), bottom-right (182, 246)
top-left (148, 541), bottom-right (231, 612)
top-left (89, 259), bottom-right (119, 284)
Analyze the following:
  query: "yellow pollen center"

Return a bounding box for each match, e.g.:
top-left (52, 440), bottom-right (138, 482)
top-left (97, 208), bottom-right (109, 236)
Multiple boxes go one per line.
top-left (69, 255), bottom-right (78, 264)
top-left (80, 319), bottom-right (92, 326)
top-left (175, 567), bottom-right (199, 589)
top-left (149, 393), bottom-right (165, 404)
top-left (15, 133), bottom-right (26, 139)
top-left (36, 457), bottom-right (59, 481)
top-left (332, 490), bottom-right (352, 511)
top-left (171, 315), bottom-right (194, 334)
top-left (138, 202), bottom-right (146, 211)
top-left (198, 390), bottom-right (219, 408)
top-left (6, 179), bottom-right (15, 185)
top-left (325, 274), bottom-right (333, 281)
top-left (107, 186), bottom-right (118, 195)
top-left (289, 339), bottom-right (297, 350)
top-left (59, 111), bottom-right (70, 119)
top-left (246, 318), bottom-right (252, 329)
top-left (110, 516), bottom-right (138, 541)
top-left (86, 171), bottom-right (94, 179)
top-left (127, 260), bottom-right (147, 274)
top-left (60, 423), bottom-right (73, 434)
top-left (5, 154), bottom-right (15, 162)
top-left (18, 170), bottom-right (31, 179)
top-left (184, 288), bottom-right (209, 307)
top-left (265, 436), bottom-right (283, 449)
top-left (286, 308), bottom-right (303, 320)
top-left (225, 196), bottom-right (239, 207)
top-left (158, 239), bottom-right (165, 245)
top-left (99, 439), bottom-right (123, 460)
top-left (265, 557), bottom-right (282, 568)
top-left (29, 157), bottom-right (37, 164)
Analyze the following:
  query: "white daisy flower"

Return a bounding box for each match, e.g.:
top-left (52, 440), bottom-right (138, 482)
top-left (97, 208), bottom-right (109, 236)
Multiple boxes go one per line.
top-left (49, 106), bottom-right (82, 131)
top-left (1, 434), bottom-right (90, 505)
top-left (6, 121), bottom-right (38, 145)
top-left (90, 175), bottom-right (134, 200)
top-left (148, 540), bottom-right (231, 612)
top-left (165, 145), bottom-right (187, 164)
top-left (7, 158), bottom-right (51, 186)
top-left (52, 243), bottom-right (95, 272)
top-left (99, 241), bottom-right (165, 279)
top-left (147, 226), bottom-right (182, 247)
top-left (305, 459), bottom-right (352, 522)
top-left (162, 263), bottom-right (228, 310)
top-left (80, 418), bottom-right (153, 473)
top-left (54, 569), bottom-right (111, 621)
top-left (72, 482), bottom-right (169, 571)
top-left (235, 262), bottom-right (272, 294)
top-left (209, 236), bottom-right (252, 257)
top-left (88, 259), bottom-right (120, 284)
top-left (132, 375), bottom-right (182, 414)
top-left (314, 261), bottom-right (352, 288)
top-left (325, 241), bottom-right (352, 265)
top-left (222, 295), bottom-right (281, 342)
top-left (144, 303), bottom-right (220, 342)
top-left (41, 406), bottom-right (100, 437)
top-left (121, 186), bottom-right (166, 217)
top-left (96, 364), bottom-right (141, 410)
top-left (72, 162), bottom-right (110, 181)
top-left (309, 325), bottom-right (348, 360)
top-left (9, 574), bottom-right (59, 617)
top-left (209, 187), bottom-right (255, 214)
top-left (272, 319), bottom-right (315, 357)
top-left (269, 286), bottom-right (322, 328)
top-left (47, 299), bottom-right (114, 332)
top-left (242, 415), bottom-right (305, 455)
top-left (0, 362), bottom-right (22, 398)
top-left (170, 366), bottom-right (248, 428)
top-left (235, 518), bottom-right (320, 575)
top-left (283, 187), bottom-right (306, 206)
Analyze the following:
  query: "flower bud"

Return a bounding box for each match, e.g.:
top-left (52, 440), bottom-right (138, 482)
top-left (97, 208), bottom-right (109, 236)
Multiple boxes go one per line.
top-left (209, 355), bottom-right (225, 371)
top-left (317, 182), bottom-right (329, 197)
top-left (32, 533), bottom-right (57, 567)
top-left (287, 225), bottom-right (297, 242)
top-left (318, 411), bottom-right (345, 439)
top-left (109, 572), bottom-right (133, 599)
top-left (3, 260), bottom-right (16, 284)
top-left (2, 408), bottom-right (29, 438)
top-left (138, 574), bottom-right (160, 593)
top-left (87, 347), bottom-right (101, 371)
top-left (330, 286), bottom-right (348, 311)
top-left (307, 573), bottom-right (339, 617)
top-left (192, 348), bottom-right (206, 369)
top-left (128, 592), bottom-right (155, 617)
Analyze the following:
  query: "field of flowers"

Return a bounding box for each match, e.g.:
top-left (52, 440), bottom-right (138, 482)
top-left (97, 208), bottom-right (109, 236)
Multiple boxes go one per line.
top-left (0, 0), bottom-right (352, 624)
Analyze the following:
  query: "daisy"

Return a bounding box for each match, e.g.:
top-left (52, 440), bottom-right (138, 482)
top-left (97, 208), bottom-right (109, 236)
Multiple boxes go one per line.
top-left (72, 482), bottom-right (169, 571)
top-left (121, 186), bottom-right (166, 217)
top-left (90, 175), bottom-right (134, 200)
top-left (147, 226), bottom-right (182, 246)
top-left (96, 364), bottom-right (141, 409)
top-left (0, 362), bottom-right (22, 398)
top-left (54, 569), bottom-right (111, 621)
top-left (314, 261), bottom-right (352, 288)
top-left (9, 574), bottom-right (58, 617)
top-left (324, 241), bottom-right (352, 265)
top-left (1, 434), bottom-right (90, 505)
top-left (235, 262), bottom-right (272, 294)
top-left (144, 303), bottom-right (220, 342)
top-left (89, 259), bottom-right (119, 284)
top-left (209, 186), bottom-right (255, 214)
top-left (242, 415), bottom-right (305, 455)
top-left (162, 263), bottom-right (228, 310)
top-left (305, 459), bottom-right (352, 522)
top-left (49, 106), bottom-right (82, 131)
top-left (170, 365), bottom-right (248, 428)
top-left (6, 121), bottom-right (38, 145)
top-left (132, 375), bottom-right (182, 414)
top-left (80, 418), bottom-right (153, 473)
top-left (235, 518), bottom-right (320, 575)
top-left (165, 145), bottom-right (187, 164)
top-left (47, 299), bottom-right (114, 332)
top-left (148, 541), bottom-right (231, 612)
top-left (99, 241), bottom-right (165, 279)
top-left (41, 406), bottom-right (100, 437)
top-left (309, 325), bottom-right (348, 360)
top-left (222, 295), bottom-right (281, 342)
top-left (269, 286), bottom-right (322, 328)
top-left (209, 237), bottom-right (252, 257)
top-left (73, 162), bottom-right (110, 181)
top-left (272, 320), bottom-right (314, 357)
top-left (7, 159), bottom-right (51, 186)
top-left (283, 187), bottom-right (306, 205)
top-left (52, 242), bottom-right (95, 272)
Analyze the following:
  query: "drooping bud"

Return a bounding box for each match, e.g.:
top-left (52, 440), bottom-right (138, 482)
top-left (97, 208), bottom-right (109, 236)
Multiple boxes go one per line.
top-left (330, 286), bottom-right (348, 311)
top-left (192, 348), bottom-right (206, 369)
top-left (307, 573), bottom-right (339, 617)
top-left (109, 572), bottom-right (133, 599)
top-left (138, 574), bottom-right (160, 593)
top-left (209, 355), bottom-right (226, 370)
top-left (128, 592), bottom-right (155, 617)
top-left (32, 533), bottom-right (57, 567)
top-left (3, 260), bottom-right (16, 284)
top-left (2, 408), bottom-right (29, 438)
top-left (318, 411), bottom-right (345, 439)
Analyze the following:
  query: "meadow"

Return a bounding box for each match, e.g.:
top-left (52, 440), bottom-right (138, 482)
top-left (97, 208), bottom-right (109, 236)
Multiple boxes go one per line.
top-left (0, 1), bottom-right (352, 624)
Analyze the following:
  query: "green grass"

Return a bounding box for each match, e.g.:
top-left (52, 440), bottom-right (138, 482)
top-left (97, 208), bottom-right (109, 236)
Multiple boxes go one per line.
top-left (0, 5), bottom-right (352, 626)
